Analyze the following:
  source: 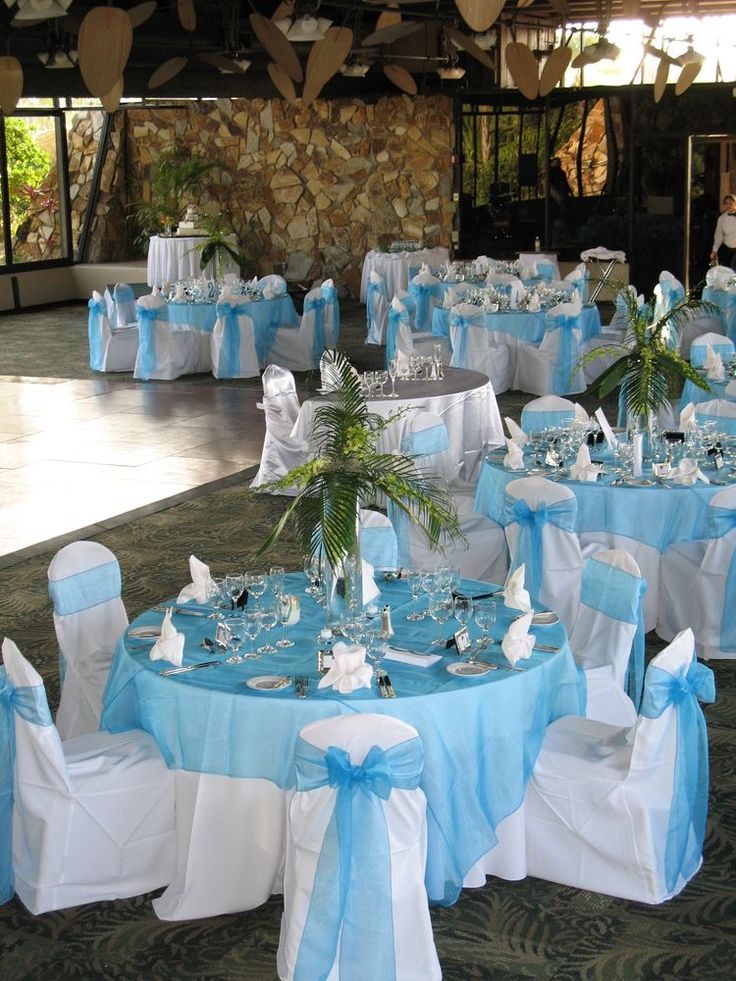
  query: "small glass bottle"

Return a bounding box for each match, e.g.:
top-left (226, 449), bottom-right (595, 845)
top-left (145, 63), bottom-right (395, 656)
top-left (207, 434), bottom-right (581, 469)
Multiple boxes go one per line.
top-left (534, 235), bottom-right (541, 253)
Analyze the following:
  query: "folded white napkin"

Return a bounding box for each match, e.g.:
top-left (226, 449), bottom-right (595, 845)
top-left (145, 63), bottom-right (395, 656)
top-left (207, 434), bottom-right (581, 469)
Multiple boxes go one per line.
top-left (384, 648), bottom-right (442, 668)
top-left (503, 438), bottom-right (526, 470)
top-left (704, 345), bottom-right (725, 381)
top-left (569, 443), bottom-right (602, 482)
top-left (679, 402), bottom-right (698, 434)
top-left (667, 457), bottom-right (709, 485)
top-left (505, 416), bottom-right (528, 448)
top-left (362, 559), bottom-right (381, 605)
top-left (177, 554), bottom-right (215, 604)
top-left (548, 297), bottom-right (583, 318)
top-left (594, 407), bottom-right (618, 449)
top-left (501, 612), bottom-right (536, 666)
top-left (443, 287), bottom-right (457, 309)
top-left (248, 276), bottom-right (258, 287)
top-left (527, 293), bottom-right (541, 312)
top-left (317, 641), bottom-right (373, 693)
top-left (502, 564), bottom-right (532, 613)
top-left (149, 609), bottom-right (185, 666)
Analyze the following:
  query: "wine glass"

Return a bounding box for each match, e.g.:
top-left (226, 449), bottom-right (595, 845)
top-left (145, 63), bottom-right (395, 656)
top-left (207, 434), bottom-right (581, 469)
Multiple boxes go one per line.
top-left (269, 565), bottom-right (285, 599)
top-left (364, 622), bottom-right (386, 677)
top-left (206, 577), bottom-right (228, 620)
top-left (428, 592), bottom-right (453, 646)
top-left (276, 594), bottom-right (295, 647)
top-left (474, 602), bottom-right (496, 649)
top-left (241, 610), bottom-right (262, 660)
top-left (225, 574), bottom-right (245, 612)
top-left (303, 554), bottom-right (320, 595)
top-left (257, 604), bottom-right (279, 655)
top-left (223, 617), bottom-right (245, 664)
top-left (405, 568), bottom-right (425, 622)
top-left (387, 357), bottom-right (399, 398)
top-left (244, 570), bottom-right (267, 607)
top-left (375, 369), bottom-right (388, 396)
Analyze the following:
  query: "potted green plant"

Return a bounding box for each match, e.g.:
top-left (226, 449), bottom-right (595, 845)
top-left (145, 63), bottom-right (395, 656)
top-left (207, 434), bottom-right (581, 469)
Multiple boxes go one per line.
top-left (580, 285), bottom-right (715, 426)
top-left (195, 213), bottom-right (242, 281)
top-left (257, 350), bottom-right (460, 621)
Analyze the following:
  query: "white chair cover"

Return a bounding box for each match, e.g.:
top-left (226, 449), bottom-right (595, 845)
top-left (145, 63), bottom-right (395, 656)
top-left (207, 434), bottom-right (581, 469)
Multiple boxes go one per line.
top-left (519, 395), bottom-right (576, 433)
top-left (448, 302), bottom-right (511, 394)
top-left (210, 292), bottom-right (260, 379)
top-left (564, 262), bottom-right (589, 303)
top-left (659, 485), bottom-right (736, 659)
top-left (654, 270), bottom-right (686, 322)
top-left (569, 549), bottom-right (645, 727)
top-left (321, 278), bottom-right (340, 349)
top-left (514, 300), bottom-right (585, 396)
top-left (134, 293), bottom-right (209, 381)
top-left (88, 290), bottom-right (138, 373)
top-left (257, 274), bottom-right (288, 296)
top-left (112, 282), bottom-right (137, 327)
top-left (366, 270), bottom-right (389, 346)
top-left (48, 541), bottom-right (128, 741)
top-left (359, 509), bottom-right (398, 572)
top-left (694, 398), bottom-right (736, 435)
top-left (706, 265), bottom-right (735, 290)
top-left (388, 413), bottom-right (508, 583)
top-left (386, 298), bottom-right (450, 368)
top-left (277, 714), bottom-right (441, 981)
top-left (689, 332), bottom-right (734, 367)
top-left (524, 628), bottom-right (715, 903)
top-left (3, 638), bottom-right (176, 914)
top-left (503, 476), bottom-right (583, 631)
top-left (267, 286), bottom-right (325, 371)
top-left (250, 365), bottom-right (309, 491)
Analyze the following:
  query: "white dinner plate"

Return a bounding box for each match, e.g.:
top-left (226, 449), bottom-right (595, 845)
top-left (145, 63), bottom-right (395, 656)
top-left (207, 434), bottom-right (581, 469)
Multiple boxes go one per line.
top-left (531, 611), bottom-right (560, 626)
top-left (446, 661), bottom-right (495, 677)
top-left (128, 626), bottom-right (161, 640)
top-left (246, 675), bottom-right (292, 691)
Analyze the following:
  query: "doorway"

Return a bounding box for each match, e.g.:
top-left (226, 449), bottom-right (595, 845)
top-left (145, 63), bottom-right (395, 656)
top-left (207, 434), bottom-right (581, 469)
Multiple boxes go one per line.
top-left (686, 135), bottom-right (736, 290)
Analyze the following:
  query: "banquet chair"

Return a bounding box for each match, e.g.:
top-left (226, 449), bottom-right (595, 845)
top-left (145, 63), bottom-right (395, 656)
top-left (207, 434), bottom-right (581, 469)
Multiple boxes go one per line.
top-left (514, 300), bottom-right (586, 396)
top-left (48, 541), bottom-right (128, 741)
top-left (277, 714), bottom-right (441, 981)
top-left (659, 485), bottom-right (736, 659)
top-left (654, 270), bottom-right (686, 321)
top-left (388, 412), bottom-right (508, 583)
top-left (520, 395), bottom-right (577, 434)
top-left (87, 290), bottom-right (138, 373)
top-left (408, 270), bottom-right (443, 332)
top-left (503, 476), bottom-right (583, 632)
top-left (486, 273), bottom-right (524, 306)
top-left (2, 638), bottom-right (176, 914)
top-left (257, 274), bottom-right (288, 296)
top-left (210, 292), bottom-right (260, 379)
top-left (266, 286), bottom-right (325, 371)
top-left (689, 332), bottom-right (734, 367)
top-left (564, 262), bottom-right (589, 303)
top-left (134, 293), bottom-right (209, 381)
top-left (112, 282), bottom-right (138, 327)
top-left (524, 628), bottom-right (715, 904)
top-left (386, 298), bottom-right (449, 368)
top-left (693, 398), bottom-right (736, 435)
top-left (366, 270), bottom-right (389, 346)
top-left (359, 508), bottom-right (398, 572)
top-left (569, 549), bottom-right (646, 726)
top-left (250, 365), bottom-right (309, 491)
top-left (448, 302), bottom-right (511, 394)
top-left (320, 278), bottom-right (340, 349)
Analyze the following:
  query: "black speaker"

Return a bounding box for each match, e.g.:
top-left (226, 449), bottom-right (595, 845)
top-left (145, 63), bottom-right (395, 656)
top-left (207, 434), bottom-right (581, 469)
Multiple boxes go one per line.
top-left (519, 154), bottom-right (538, 186)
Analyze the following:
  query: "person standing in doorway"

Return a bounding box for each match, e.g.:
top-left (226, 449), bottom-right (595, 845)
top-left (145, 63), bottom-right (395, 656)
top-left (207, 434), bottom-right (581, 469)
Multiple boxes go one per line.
top-left (710, 193), bottom-right (736, 268)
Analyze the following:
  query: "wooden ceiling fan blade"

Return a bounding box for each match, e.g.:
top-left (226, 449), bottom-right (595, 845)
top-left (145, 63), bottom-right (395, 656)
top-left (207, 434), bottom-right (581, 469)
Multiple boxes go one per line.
top-left (644, 43), bottom-right (677, 65)
top-left (267, 62), bottom-right (297, 103)
top-left (454, 0), bottom-right (505, 33)
top-left (271, 2), bottom-right (294, 20)
top-left (539, 45), bottom-right (572, 96)
top-left (128, 1), bottom-right (157, 29)
top-left (516, 0), bottom-right (535, 7)
top-left (101, 76), bottom-right (124, 112)
top-left (383, 63), bottom-right (417, 95)
top-left (78, 7), bottom-right (133, 98)
top-left (571, 49), bottom-right (594, 69)
top-left (505, 41), bottom-right (539, 100)
top-left (249, 12), bottom-right (303, 83)
top-left (653, 57), bottom-right (669, 102)
top-left (675, 61), bottom-right (701, 96)
top-left (303, 26), bottom-right (354, 106)
top-left (199, 53), bottom-right (248, 74)
top-left (0, 56), bottom-right (23, 115)
top-left (177, 0), bottom-right (196, 32)
top-left (148, 56), bottom-right (188, 90)
top-left (375, 10), bottom-right (402, 32)
top-left (362, 22), bottom-right (423, 47)
top-left (445, 27), bottom-right (494, 72)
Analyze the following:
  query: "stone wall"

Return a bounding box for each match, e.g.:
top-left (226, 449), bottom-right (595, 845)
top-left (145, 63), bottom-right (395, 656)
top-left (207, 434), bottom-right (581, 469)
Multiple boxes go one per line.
top-left (124, 96), bottom-right (454, 297)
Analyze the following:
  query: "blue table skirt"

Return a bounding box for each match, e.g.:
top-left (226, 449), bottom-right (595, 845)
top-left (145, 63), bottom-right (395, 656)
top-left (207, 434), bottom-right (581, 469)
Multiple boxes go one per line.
top-left (703, 287), bottom-right (736, 342)
top-left (432, 304), bottom-right (601, 348)
top-left (166, 296), bottom-right (299, 335)
top-left (101, 573), bottom-right (583, 906)
top-left (474, 454), bottom-right (725, 552)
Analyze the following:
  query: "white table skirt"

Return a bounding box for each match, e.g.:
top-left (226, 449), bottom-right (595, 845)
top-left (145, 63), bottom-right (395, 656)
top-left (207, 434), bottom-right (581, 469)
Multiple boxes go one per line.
top-left (360, 247), bottom-right (450, 303)
top-left (292, 367), bottom-right (504, 484)
top-left (147, 235), bottom-right (239, 288)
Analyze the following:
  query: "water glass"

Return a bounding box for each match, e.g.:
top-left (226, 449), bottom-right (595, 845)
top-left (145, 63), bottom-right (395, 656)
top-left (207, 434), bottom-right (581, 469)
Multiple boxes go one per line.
top-left (474, 602), bottom-right (496, 649)
top-left (225, 574), bottom-right (245, 611)
top-left (223, 617), bottom-right (245, 664)
top-left (277, 595), bottom-right (295, 647)
top-left (406, 568), bottom-right (425, 621)
top-left (387, 357), bottom-right (399, 398)
top-left (269, 565), bottom-right (285, 599)
top-left (428, 592), bottom-right (453, 646)
top-left (242, 610), bottom-right (262, 660)
top-left (257, 605), bottom-right (279, 655)
top-left (244, 570), bottom-right (267, 607)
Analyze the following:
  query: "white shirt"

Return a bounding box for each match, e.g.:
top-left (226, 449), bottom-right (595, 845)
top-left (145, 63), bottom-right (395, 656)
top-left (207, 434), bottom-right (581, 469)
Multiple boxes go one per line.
top-left (713, 210), bottom-right (736, 251)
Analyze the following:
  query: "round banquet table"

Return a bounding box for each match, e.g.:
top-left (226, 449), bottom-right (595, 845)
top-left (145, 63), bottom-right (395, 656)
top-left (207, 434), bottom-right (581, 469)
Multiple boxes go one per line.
top-left (101, 573), bottom-right (584, 920)
top-left (474, 450), bottom-right (731, 632)
top-left (147, 235), bottom-right (239, 288)
top-left (432, 303), bottom-right (601, 348)
top-left (360, 247), bottom-right (450, 303)
top-left (291, 367), bottom-right (505, 484)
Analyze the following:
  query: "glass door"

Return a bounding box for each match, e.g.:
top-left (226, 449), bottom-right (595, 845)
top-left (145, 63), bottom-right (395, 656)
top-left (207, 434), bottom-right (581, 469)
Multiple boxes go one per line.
top-left (686, 135), bottom-right (736, 290)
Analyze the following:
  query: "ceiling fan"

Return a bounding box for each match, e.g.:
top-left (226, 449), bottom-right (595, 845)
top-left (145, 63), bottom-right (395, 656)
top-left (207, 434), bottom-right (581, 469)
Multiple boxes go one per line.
top-left (645, 37), bottom-right (705, 101)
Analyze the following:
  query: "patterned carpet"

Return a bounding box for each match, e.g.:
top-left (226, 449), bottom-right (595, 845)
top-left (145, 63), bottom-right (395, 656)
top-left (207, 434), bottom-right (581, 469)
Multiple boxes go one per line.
top-left (1, 300), bottom-right (733, 980)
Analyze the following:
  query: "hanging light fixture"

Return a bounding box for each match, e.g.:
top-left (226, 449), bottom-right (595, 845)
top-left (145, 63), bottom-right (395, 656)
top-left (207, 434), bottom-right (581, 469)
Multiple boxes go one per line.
top-left (275, 14), bottom-right (332, 43)
top-left (340, 61), bottom-right (370, 78)
top-left (437, 65), bottom-right (466, 80)
top-left (38, 47), bottom-right (78, 68)
top-left (14, 0), bottom-right (74, 21)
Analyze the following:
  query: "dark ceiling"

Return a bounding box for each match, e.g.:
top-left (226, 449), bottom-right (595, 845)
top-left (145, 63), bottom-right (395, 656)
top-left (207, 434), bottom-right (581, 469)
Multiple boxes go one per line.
top-left (1, 1), bottom-right (732, 102)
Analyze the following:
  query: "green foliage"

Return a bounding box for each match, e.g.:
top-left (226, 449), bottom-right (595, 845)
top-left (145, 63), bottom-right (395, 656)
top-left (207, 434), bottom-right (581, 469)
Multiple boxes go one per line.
top-left (257, 351), bottom-right (461, 569)
top-left (4, 118), bottom-right (51, 229)
top-left (195, 213), bottom-right (242, 278)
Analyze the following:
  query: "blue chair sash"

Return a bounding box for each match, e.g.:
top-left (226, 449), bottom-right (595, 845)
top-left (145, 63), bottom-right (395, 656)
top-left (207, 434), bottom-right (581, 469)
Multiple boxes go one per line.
top-left (366, 281), bottom-right (386, 343)
top-left (87, 298), bottom-right (107, 371)
top-left (136, 305), bottom-right (167, 378)
top-left (215, 302), bottom-right (244, 377)
top-left (292, 736), bottom-right (423, 981)
top-left (505, 496), bottom-right (577, 601)
top-left (519, 407), bottom-right (575, 433)
top-left (322, 285), bottom-right (340, 345)
top-left (537, 262), bottom-right (555, 283)
top-left (448, 312), bottom-right (477, 367)
top-left (48, 559), bottom-right (122, 616)
top-left (114, 284), bottom-right (135, 303)
top-left (410, 283), bottom-right (439, 332)
top-left (708, 506), bottom-right (736, 651)
top-left (360, 525), bottom-right (398, 571)
top-left (0, 669), bottom-right (54, 905)
top-left (401, 423), bottom-right (449, 457)
top-left (580, 560), bottom-right (647, 709)
top-left (386, 307), bottom-right (409, 364)
top-left (306, 295), bottom-right (327, 366)
top-left (546, 314), bottom-right (579, 394)
top-left (639, 659), bottom-right (715, 894)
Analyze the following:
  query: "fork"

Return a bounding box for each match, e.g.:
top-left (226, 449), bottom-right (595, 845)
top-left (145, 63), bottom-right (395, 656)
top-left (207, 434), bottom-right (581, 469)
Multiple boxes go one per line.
top-left (295, 675), bottom-right (308, 698)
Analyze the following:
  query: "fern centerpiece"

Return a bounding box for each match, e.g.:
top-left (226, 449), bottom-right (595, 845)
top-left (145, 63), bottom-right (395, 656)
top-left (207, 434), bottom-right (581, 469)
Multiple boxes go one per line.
top-left (258, 350), bottom-right (460, 621)
top-left (195, 213), bottom-right (242, 282)
top-left (581, 285), bottom-right (713, 426)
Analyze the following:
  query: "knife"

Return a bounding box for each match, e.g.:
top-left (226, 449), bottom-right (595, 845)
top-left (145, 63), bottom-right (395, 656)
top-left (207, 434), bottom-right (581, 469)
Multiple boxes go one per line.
top-left (534, 644), bottom-right (560, 653)
top-left (154, 605), bottom-right (209, 618)
top-left (452, 589), bottom-right (502, 601)
top-left (160, 660), bottom-right (224, 676)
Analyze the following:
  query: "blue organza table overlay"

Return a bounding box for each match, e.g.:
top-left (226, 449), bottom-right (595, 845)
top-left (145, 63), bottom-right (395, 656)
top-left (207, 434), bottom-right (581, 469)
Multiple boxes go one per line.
top-left (101, 573), bottom-right (583, 906)
top-left (432, 304), bottom-right (600, 348)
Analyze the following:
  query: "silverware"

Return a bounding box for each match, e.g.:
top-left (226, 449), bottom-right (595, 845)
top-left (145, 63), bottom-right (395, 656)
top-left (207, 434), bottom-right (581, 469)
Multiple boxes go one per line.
top-left (160, 660), bottom-right (224, 676)
top-left (495, 663), bottom-right (525, 672)
top-left (294, 675), bottom-right (308, 698)
top-left (153, 605), bottom-right (209, 618)
top-left (377, 675), bottom-right (389, 698)
top-left (381, 673), bottom-right (396, 698)
top-left (534, 644), bottom-right (560, 653)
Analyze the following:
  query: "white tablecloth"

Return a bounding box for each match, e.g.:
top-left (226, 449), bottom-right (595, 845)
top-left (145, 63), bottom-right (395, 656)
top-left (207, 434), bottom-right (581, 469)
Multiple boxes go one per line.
top-left (292, 367), bottom-right (504, 484)
top-left (360, 247), bottom-right (450, 303)
top-left (147, 235), bottom-right (239, 287)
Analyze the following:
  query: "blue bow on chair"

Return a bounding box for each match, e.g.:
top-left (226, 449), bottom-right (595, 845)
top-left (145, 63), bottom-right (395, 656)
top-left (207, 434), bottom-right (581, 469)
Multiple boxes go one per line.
top-left (448, 311), bottom-right (477, 366)
top-left (506, 497), bottom-right (577, 602)
top-left (136, 305), bottom-right (166, 378)
top-left (87, 297), bottom-right (108, 371)
top-left (708, 507), bottom-right (736, 652)
top-left (0, 667), bottom-right (54, 905)
top-left (292, 736), bottom-right (424, 981)
top-left (640, 659), bottom-right (715, 893)
top-left (546, 314), bottom-right (579, 394)
top-left (305, 294), bottom-right (326, 367)
top-left (215, 301), bottom-right (244, 377)
top-left (410, 283), bottom-right (438, 331)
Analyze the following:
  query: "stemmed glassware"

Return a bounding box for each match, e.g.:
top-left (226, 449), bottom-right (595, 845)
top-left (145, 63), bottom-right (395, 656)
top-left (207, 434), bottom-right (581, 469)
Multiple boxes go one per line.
top-left (269, 565), bottom-right (285, 600)
top-left (428, 592), bottom-right (453, 646)
top-left (364, 622), bottom-right (386, 676)
top-left (375, 369), bottom-right (388, 396)
top-left (207, 577), bottom-right (228, 620)
top-left (225, 574), bottom-right (245, 612)
top-left (387, 357), bottom-right (399, 398)
top-left (241, 610), bottom-right (262, 660)
top-left (257, 604), bottom-right (279, 655)
top-left (304, 554), bottom-right (321, 595)
top-left (223, 617), bottom-right (245, 664)
top-left (276, 594), bottom-right (295, 647)
top-left (474, 602), bottom-right (496, 650)
top-left (405, 568), bottom-right (425, 621)
top-left (244, 570), bottom-right (267, 607)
